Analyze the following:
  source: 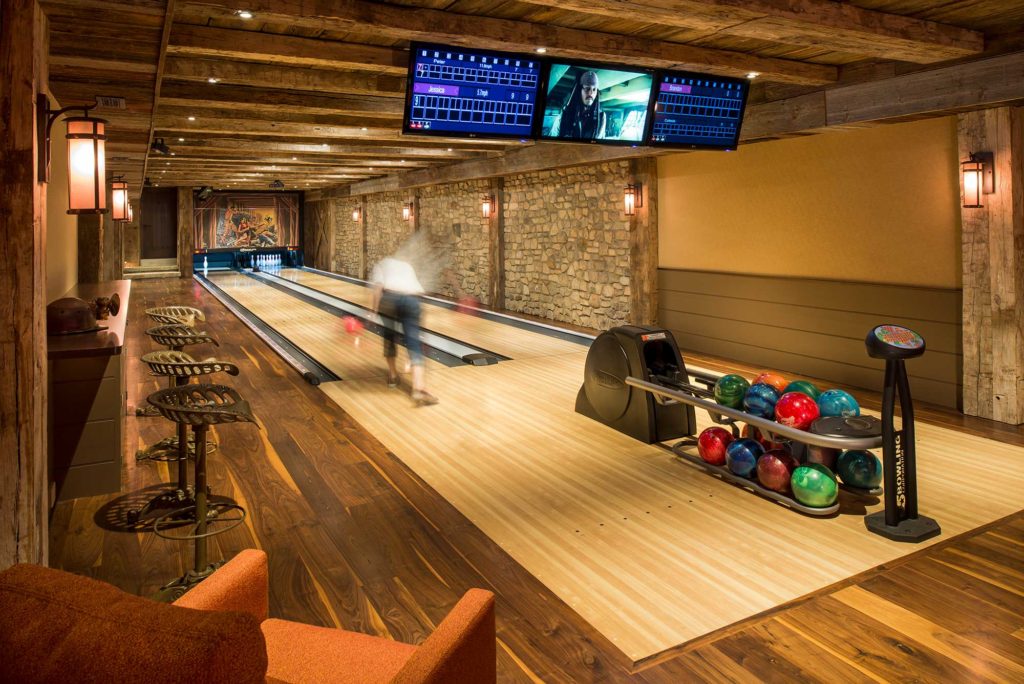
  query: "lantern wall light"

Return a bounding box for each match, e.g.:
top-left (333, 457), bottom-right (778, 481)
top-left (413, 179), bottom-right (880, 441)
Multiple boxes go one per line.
top-left (37, 95), bottom-right (107, 214)
top-left (961, 151), bottom-right (994, 208)
top-left (352, 206), bottom-right (362, 222)
top-left (624, 183), bottom-right (643, 216)
top-left (481, 194), bottom-right (494, 219)
top-left (111, 177), bottom-right (129, 222)
top-left (402, 202), bottom-right (413, 221)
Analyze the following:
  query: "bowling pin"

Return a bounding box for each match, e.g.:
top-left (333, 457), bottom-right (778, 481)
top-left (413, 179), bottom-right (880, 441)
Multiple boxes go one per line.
top-left (203, 255), bottom-right (208, 276)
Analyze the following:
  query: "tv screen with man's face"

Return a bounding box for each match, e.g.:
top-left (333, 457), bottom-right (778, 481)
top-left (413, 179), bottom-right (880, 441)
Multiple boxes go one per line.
top-left (540, 63), bottom-right (654, 143)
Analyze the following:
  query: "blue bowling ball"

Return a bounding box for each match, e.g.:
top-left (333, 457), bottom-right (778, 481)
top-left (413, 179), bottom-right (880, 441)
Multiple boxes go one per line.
top-left (836, 449), bottom-right (882, 489)
top-left (817, 389), bottom-right (861, 417)
top-left (726, 438), bottom-right (764, 478)
top-left (744, 383), bottom-right (780, 420)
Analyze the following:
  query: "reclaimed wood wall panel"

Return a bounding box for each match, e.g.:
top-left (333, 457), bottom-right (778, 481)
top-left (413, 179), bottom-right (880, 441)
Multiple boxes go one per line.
top-left (658, 268), bottom-right (962, 408)
top-left (176, 186), bottom-right (194, 277)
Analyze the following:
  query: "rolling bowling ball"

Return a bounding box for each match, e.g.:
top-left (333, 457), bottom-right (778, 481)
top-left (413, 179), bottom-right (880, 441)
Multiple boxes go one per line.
top-left (791, 463), bottom-right (839, 508)
top-left (817, 389), bottom-right (861, 418)
top-left (726, 438), bottom-right (764, 478)
top-left (774, 392), bottom-right (821, 431)
top-left (714, 374), bottom-right (750, 409)
top-left (342, 315), bottom-right (363, 334)
top-left (456, 295), bottom-right (480, 315)
top-left (697, 427), bottom-right (734, 466)
top-left (743, 383), bottom-right (780, 420)
top-left (742, 424), bottom-right (784, 451)
top-left (757, 449), bottom-right (800, 493)
top-left (784, 380), bottom-right (821, 401)
top-left (753, 371), bottom-right (788, 394)
top-left (836, 449), bottom-right (883, 489)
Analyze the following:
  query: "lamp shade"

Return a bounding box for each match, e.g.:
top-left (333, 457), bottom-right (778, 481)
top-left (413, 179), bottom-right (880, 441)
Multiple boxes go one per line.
top-left (481, 195), bottom-right (493, 218)
top-left (624, 183), bottom-right (642, 216)
top-left (127, 202), bottom-right (134, 223)
top-left (66, 116), bottom-right (107, 214)
top-left (402, 203), bottom-right (412, 221)
top-left (352, 207), bottom-right (361, 222)
top-left (111, 180), bottom-right (129, 221)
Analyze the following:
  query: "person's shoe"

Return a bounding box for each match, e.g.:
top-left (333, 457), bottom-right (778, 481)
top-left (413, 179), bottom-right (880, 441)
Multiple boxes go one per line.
top-left (412, 390), bottom-right (439, 406)
top-left (387, 374), bottom-right (399, 389)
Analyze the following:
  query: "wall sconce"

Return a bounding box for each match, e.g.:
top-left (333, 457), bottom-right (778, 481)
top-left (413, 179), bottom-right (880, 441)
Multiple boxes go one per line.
top-left (111, 178), bottom-right (129, 222)
top-left (37, 95), bottom-right (107, 214)
top-left (961, 151), bottom-right (994, 208)
top-left (624, 183), bottom-right (643, 216)
top-left (352, 206), bottom-right (362, 222)
top-left (402, 202), bottom-right (413, 221)
top-left (481, 194), bottom-right (494, 218)
top-left (127, 201), bottom-right (134, 223)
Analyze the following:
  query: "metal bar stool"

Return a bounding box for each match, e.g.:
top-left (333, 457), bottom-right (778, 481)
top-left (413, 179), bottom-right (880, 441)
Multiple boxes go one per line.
top-left (136, 312), bottom-right (211, 418)
top-left (127, 351), bottom-right (240, 524)
top-left (136, 324), bottom-right (219, 462)
top-left (148, 384), bottom-right (254, 601)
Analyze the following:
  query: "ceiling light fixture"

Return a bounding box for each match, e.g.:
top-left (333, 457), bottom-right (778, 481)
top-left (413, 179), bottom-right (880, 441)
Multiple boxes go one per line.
top-left (236, 9), bottom-right (253, 19)
top-left (207, 77), bottom-right (219, 84)
top-left (187, 116), bottom-right (196, 121)
top-left (535, 47), bottom-right (547, 54)
top-left (746, 72), bottom-right (760, 79)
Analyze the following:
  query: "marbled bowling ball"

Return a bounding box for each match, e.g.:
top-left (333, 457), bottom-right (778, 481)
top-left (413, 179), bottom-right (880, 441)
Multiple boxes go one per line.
top-left (714, 374), bottom-right (751, 409)
top-left (753, 371), bottom-right (788, 394)
top-left (774, 392), bottom-right (821, 431)
top-left (757, 449), bottom-right (800, 493)
top-left (726, 438), bottom-right (764, 478)
top-left (697, 427), bottom-right (734, 466)
top-left (784, 380), bottom-right (821, 401)
top-left (743, 383), bottom-right (780, 420)
top-left (836, 449), bottom-right (883, 489)
top-left (791, 463), bottom-right (839, 508)
top-left (817, 389), bottom-right (861, 418)
top-left (742, 424), bottom-right (784, 451)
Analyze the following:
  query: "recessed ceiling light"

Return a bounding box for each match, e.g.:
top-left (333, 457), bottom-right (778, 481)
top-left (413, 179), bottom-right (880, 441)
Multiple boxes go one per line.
top-left (187, 116), bottom-right (196, 121)
top-left (360, 127), bottom-right (367, 131)
top-left (207, 77), bottom-right (219, 84)
top-left (400, 159), bottom-right (405, 163)
top-left (236, 10), bottom-right (253, 19)
top-left (292, 156), bottom-right (297, 160)
top-left (535, 47), bottom-right (547, 54)
top-left (746, 72), bottom-right (760, 79)
top-left (170, 152), bottom-right (176, 156)
top-left (322, 143), bottom-right (328, 148)
top-left (178, 137), bottom-right (184, 142)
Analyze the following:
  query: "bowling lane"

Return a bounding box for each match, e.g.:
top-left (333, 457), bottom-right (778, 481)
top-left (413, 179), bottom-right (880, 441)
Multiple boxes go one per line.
top-left (206, 271), bottom-right (446, 381)
top-left (276, 268), bottom-right (589, 360)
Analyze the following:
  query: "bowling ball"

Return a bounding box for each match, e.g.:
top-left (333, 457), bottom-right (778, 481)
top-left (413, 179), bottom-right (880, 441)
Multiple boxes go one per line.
top-left (742, 424), bottom-right (784, 451)
top-left (342, 316), bottom-right (363, 334)
top-left (726, 438), bottom-right (764, 478)
top-left (697, 427), bottom-right (734, 466)
top-left (836, 450), bottom-right (883, 489)
top-left (817, 389), bottom-right (861, 418)
top-left (774, 392), bottom-right (821, 431)
top-left (714, 374), bottom-right (750, 409)
top-left (456, 295), bottom-right (480, 314)
top-left (784, 380), bottom-right (821, 401)
top-left (743, 383), bottom-right (780, 420)
top-left (791, 463), bottom-right (839, 508)
top-left (757, 449), bottom-right (800, 493)
top-left (753, 371), bottom-right (788, 394)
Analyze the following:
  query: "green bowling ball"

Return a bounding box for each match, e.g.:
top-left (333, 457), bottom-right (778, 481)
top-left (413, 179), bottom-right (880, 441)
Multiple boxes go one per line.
top-left (836, 450), bottom-right (882, 489)
top-left (714, 374), bottom-right (751, 409)
top-left (791, 463), bottom-right (838, 508)
top-left (784, 380), bottom-right (821, 401)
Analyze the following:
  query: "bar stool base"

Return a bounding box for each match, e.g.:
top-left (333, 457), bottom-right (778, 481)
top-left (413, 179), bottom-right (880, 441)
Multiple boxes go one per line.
top-left (126, 487), bottom-right (198, 524)
top-left (135, 435), bottom-right (217, 462)
top-left (153, 562), bottom-right (224, 603)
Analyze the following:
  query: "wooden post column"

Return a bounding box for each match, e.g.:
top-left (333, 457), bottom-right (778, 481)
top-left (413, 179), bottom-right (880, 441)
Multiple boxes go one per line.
top-left (628, 157), bottom-right (658, 326)
top-left (1, 0), bottom-right (49, 567)
top-left (177, 187), bottom-right (194, 278)
top-left (357, 196), bottom-right (367, 279)
top-left (77, 214), bottom-right (104, 283)
top-left (958, 107), bottom-right (1024, 425)
top-left (487, 177), bottom-right (505, 309)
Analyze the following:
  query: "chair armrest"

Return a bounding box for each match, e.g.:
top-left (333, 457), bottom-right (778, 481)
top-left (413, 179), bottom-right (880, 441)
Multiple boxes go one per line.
top-left (174, 549), bottom-right (269, 622)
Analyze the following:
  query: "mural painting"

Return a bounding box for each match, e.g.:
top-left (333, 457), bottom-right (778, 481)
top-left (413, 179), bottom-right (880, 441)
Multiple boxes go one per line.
top-left (194, 192), bottom-right (301, 250)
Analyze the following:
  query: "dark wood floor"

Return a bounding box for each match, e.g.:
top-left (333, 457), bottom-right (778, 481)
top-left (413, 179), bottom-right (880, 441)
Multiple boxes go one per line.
top-left (50, 276), bottom-right (1024, 682)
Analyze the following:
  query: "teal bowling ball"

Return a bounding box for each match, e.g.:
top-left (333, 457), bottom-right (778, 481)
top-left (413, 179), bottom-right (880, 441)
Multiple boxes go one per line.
top-left (714, 374), bottom-right (750, 409)
top-left (726, 438), bottom-right (764, 478)
top-left (791, 463), bottom-right (838, 508)
top-left (836, 450), bottom-right (882, 489)
top-left (784, 380), bottom-right (821, 401)
top-left (817, 389), bottom-right (861, 418)
top-left (743, 383), bottom-right (780, 420)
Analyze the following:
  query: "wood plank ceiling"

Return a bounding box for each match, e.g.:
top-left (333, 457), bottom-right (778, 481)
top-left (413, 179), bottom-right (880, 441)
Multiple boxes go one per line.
top-left (41, 0), bottom-right (1024, 204)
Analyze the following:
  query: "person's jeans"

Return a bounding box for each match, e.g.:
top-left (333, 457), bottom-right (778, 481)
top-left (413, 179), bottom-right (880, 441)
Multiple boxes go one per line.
top-left (379, 292), bottom-right (423, 365)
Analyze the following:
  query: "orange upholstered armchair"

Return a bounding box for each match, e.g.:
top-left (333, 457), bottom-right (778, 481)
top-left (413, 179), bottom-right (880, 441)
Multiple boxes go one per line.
top-left (0, 549), bottom-right (496, 684)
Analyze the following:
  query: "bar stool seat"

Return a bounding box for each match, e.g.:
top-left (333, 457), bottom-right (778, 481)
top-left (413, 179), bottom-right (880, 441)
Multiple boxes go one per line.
top-left (148, 384), bottom-right (255, 601)
top-left (136, 323), bottom-right (219, 418)
top-left (145, 305), bottom-right (206, 328)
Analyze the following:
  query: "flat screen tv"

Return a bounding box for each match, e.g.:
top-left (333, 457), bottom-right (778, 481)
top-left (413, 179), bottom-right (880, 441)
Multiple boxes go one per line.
top-left (646, 71), bottom-right (749, 150)
top-left (402, 43), bottom-right (543, 139)
top-left (540, 62), bottom-right (654, 144)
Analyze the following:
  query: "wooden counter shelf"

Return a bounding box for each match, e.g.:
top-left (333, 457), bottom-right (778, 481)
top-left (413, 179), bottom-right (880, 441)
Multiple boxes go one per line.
top-left (47, 280), bottom-right (131, 503)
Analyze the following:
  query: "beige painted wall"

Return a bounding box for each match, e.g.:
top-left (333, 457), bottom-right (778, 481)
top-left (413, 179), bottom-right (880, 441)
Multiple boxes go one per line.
top-left (658, 117), bottom-right (961, 288)
top-left (45, 118), bottom-right (78, 301)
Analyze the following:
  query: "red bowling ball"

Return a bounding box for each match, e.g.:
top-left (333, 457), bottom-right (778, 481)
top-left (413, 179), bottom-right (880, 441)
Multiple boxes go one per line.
top-left (757, 449), bottom-right (800, 493)
top-left (342, 315), bottom-right (363, 334)
top-left (742, 424), bottom-right (784, 451)
top-left (774, 391), bottom-right (821, 431)
top-left (697, 427), bottom-right (734, 466)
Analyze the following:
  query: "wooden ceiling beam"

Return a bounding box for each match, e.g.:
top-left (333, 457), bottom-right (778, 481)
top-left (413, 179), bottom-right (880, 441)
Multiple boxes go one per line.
top-left (518, 0), bottom-right (983, 64)
top-left (162, 56), bottom-right (406, 97)
top-left (159, 81), bottom-right (404, 118)
top-left (167, 25), bottom-right (407, 74)
top-left (176, 0), bottom-right (836, 85)
top-left (158, 135), bottom-right (515, 152)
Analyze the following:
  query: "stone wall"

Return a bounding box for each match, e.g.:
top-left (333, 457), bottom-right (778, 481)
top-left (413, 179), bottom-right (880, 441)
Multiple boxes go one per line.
top-left (504, 162), bottom-right (632, 330)
top-left (419, 179), bottom-right (491, 303)
top-left (333, 197), bottom-right (363, 277)
top-left (364, 190), bottom-right (415, 275)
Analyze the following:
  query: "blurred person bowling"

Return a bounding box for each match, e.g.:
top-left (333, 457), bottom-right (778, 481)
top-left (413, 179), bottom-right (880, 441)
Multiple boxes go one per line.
top-left (371, 235), bottom-right (439, 406)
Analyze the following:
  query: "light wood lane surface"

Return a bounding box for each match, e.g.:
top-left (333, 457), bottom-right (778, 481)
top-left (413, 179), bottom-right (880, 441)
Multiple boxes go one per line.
top-left (321, 350), bottom-right (1024, 662)
top-left (206, 272), bottom-right (446, 381)
top-left (278, 268), bottom-right (589, 360)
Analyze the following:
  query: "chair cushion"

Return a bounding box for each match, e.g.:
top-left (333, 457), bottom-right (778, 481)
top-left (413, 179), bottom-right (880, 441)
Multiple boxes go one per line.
top-left (262, 618), bottom-right (417, 684)
top-left (0, 563), bottom-right (267, 684)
